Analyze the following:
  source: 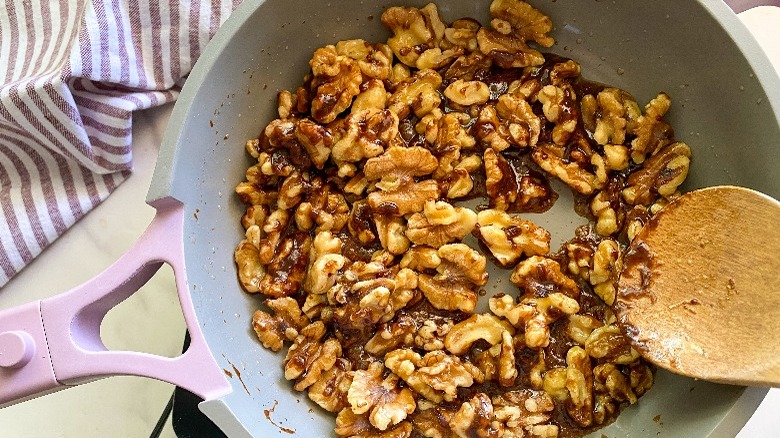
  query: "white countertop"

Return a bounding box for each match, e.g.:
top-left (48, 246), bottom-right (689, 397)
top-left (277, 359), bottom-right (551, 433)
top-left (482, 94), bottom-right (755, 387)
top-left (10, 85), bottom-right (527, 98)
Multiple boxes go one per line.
top-left (1, 6), bottom-right (779, 438)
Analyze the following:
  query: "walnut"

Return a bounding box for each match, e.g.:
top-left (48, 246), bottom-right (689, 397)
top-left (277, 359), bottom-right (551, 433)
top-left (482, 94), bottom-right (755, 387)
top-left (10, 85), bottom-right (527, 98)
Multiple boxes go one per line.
top-left (418, 244), bottom-right (488, 313)
top-left (255, 208), bottom-right (290, 264)
top-left (492, 389), bottom-right (555, 434)
top-left (259, 232), bottom-right (312, 298)
top-left (444, 52), bottom-right (493, 83)
top-left (368, 179), bottom-right (440, 217)
top-left (476, 0), bottom-right (553, 68)
top-left (374, 215), bottom-right (411, 255)
top-left (295, 118), bottom-right (333, 169)
top-left (331, 109), bottom-right (399, 163)
top-left (251, 297), bottom-right (310, 351)
top-left (416, 110), bottom-right (475, 179)
top-left (495, 92), bottom-right (541, 147)
top-left (295, 182), bottom-right (350, 234)
top-left (510, 256), bottom-right (580, 298)
top-left (448, 393), bottom-right (497, 438)
top-left (531, 144), bottom-right (600, 195)
top-left (277, 171), bottom-right (307, 210)
top-left (472, 330), bottom-right (518, 387)
top-left (405, 201), bottom-right (477, 248)
top-left (537, 85), bottom-right (577, 145)
top-left (365, 313), bottom-right (453, 355)
top-left (622, 141), bottom-right (691, 205)
top-left (489, 292), bottom-right (579, 348)
top-left (353, 79), bottom-right (390, 113)
top-left (310, 45), bottom-right (363, 123)
top-left (443, 19), bottom-right (481, 53)
top-left (381, 4), bottom-right (446, 68)
top-left (630, 92), bottom-right (673, 163)
top-left (308, 358), bottom-right (353, 413)
top-left (335, 39), bottom-right (394, 80)
top-left (399, 245), bottom-right (442, 271)
top-left (593, 363), bottom-right (637, 405)
top-left (581, 88), bottom-right (641, 147)
top-left (335, 408), bottom-right (413, 438)
top-left (585, 325), bottom-right (640, 365)
top-left (474, 105), bottom-right (513, 152)
top-left (347, 362), bottom-right (417, 431)
top-left (284, 321), bottom-right (342, 391)
top-left (566, 314), bottom-right (604, 347)
top-left (564, 346), bottom-right (594, 427)
top-left (385, 349), bottom-right (475, 403)
top-left (589, 240), bottom-right (621, 305)
top-left (444, 313), bottom-right (515, 355)
top-left (474, 209), bottom-right (550, 266)
top-left (348, 200), bottom-right (378, 244)
top-left (388, 69), bottom-right (443, 119)
top-left (410, 405), bottom-right (458, 438)
top-left (304, 231), bottom-right (347, 295)
top-left (444, 79), bottom-right (491, 106)
top-left (234, 229), bottom-right (265, 293)
top-left (363, 146), bottom-right (439, 187)
top-left (417, 46), bottom-right (466, 71)
top-left (484, 148), bottom-right (557, 212)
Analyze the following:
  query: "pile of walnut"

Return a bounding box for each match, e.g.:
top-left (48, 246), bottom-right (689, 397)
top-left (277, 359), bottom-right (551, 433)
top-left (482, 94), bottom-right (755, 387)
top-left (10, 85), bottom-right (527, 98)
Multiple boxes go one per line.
top-left (234, 0), bottom-right (690, 437)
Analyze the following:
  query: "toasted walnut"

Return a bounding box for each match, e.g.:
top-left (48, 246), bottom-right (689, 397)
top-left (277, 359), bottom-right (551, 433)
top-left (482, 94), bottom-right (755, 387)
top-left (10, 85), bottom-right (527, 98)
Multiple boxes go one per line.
top-left (296, 182), bottom-right (350, 233)
top-left (630, 92), bottom-right (673, 163)
top-left (484, 148), bottom-right (557, 212)
top-left (510, 256), bottom-right (580, 298)
top-left (473, 330), bottom-right (518, 387)
top-left (388, 69), bottom-right (443, 119)
top-left (495, 92), bottom-right (541, 147)
top-left (309, 45), bottom-right (363, 123)
top-left (475, 105), bottom-right (513, 152)
top-left (476, 0), bottom-right (553, 68)
top-left (399, 245), bottom-right (441, 271)
top-left (444, 313), bottom-right (515, 355)
top-left (335, 39), bottom-right (394, 80)
top-left (531, 144), bottom-right (600, 195)
top-left (309, 358), bottom-right (353, 413)
top-left (489, 292), bottom-right (579, 348)
top-left (419, 244), bottom-right (488, 313)
top-left (284, 321), bottom-right (342, 391)
top-left (474, 209), bottom-right (550, 266)
top-left (493, 390), bottom-right (555, 434)
top-left (365, 313), bottom-right (454, 355)
top-left (566, 314), bottom-right (604, 347)
top-left (364, 146), bottom-right (439, 187)
top-left (585, 325), bottom-right (640, 365)
top-left (332, 109), bottom-right (399, 163)
top-left (375, 215), bottom-right (411, 255)
top-left (443, 19), bottom-right (481, 52)
top-left (304, 231), bottom-right (347, 295)
top-left (449, 393), bottom-right (497, 438)
top-left (405, 201), bottom-right (477, 248)
top-left (335, 409), bottom-right (413, 438)
top-left (581, 88), bottom-right (641, 147)
top-left (410, 404), bottom-right (458, 438)
top-left (386, 350), bottom-right (476, 403)
top-left (353, 79), bottom-right (390, 113)
top-left (623, 141), bottom-right (691, 205)
top-left (594, 363), bottom-right (637, 406)
top-left (444, 79), bottom-right (491, 106)
top-left (382, 4), bottom-right (445, 67)
top-left (589, 240), bottom-right (621, 305)
top-left (537, 85), bottom-right (577, 145)
top-left (251, 297), bottom-right (310, 352)
top-left (259, 232), bottom-right (312, 298)
top-left (368, 179), bottom-right (441, 217)
top-left (445, 51), bottom-right (493, 83)
top-left (277, 171), bottom-right (307, 210)
top-left (565, 346), bottom-right (594, 428)
top-left (295, 118), bottom-right (333, 169)
top-left (234, 230), bottom-right (265, 293)
top-left (347, 362), bottom-right (417, 431)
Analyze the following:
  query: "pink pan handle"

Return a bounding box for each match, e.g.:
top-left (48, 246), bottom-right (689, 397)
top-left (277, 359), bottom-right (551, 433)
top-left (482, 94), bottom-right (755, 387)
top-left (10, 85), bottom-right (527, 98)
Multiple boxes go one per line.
top-left (0, 198), bottom-right (231, 407)
top-left (724, 0), bottom-right (780, 13)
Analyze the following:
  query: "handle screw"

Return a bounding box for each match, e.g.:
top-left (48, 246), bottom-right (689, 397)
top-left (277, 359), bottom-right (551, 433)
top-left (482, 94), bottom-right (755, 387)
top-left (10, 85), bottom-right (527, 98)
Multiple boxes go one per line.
top-left (0, 331), bottom-right (36, 369)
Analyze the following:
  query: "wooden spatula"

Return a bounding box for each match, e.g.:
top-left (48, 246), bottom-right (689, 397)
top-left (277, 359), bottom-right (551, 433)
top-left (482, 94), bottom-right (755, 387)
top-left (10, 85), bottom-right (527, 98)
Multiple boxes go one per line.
top-left (615, 185), bottom-right (780, 387)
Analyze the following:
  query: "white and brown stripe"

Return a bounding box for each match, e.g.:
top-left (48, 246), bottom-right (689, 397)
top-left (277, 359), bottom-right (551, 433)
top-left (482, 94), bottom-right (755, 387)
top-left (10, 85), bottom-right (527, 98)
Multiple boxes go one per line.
top-left (0, 0), bottom-right (240, 285)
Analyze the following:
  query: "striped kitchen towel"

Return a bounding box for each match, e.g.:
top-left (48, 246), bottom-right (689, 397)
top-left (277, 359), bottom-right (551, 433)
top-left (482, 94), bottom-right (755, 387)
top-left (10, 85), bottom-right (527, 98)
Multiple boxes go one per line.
top-left (0, 0), bottom-right (241, 286)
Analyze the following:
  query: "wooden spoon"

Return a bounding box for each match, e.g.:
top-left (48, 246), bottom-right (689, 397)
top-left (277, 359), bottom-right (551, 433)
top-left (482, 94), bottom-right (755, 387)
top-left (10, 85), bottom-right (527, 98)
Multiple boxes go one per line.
top-left (615, 185), bottom-right (780, 387)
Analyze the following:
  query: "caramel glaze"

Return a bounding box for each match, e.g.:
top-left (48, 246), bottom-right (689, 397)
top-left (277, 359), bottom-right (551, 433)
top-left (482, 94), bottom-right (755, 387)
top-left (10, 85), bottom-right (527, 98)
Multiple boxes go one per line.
top-left (258, 53), bottom-right (663, 438)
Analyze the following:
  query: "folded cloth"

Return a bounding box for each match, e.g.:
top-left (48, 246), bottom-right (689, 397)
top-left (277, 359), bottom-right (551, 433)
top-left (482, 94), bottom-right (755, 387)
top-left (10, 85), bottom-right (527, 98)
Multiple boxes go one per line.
top-left (0, 0), bottom-right (241, 286)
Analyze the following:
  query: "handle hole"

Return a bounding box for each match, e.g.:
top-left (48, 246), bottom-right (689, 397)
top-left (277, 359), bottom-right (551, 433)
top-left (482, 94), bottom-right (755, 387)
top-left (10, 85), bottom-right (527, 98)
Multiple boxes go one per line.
top-left (99, 263), bottom-right (186, 358)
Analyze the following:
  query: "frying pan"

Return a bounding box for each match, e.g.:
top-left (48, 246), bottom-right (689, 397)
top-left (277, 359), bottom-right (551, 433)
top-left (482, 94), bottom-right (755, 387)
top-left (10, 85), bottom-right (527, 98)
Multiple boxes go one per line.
top-left (1, 0), bottom-right (779, 436)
